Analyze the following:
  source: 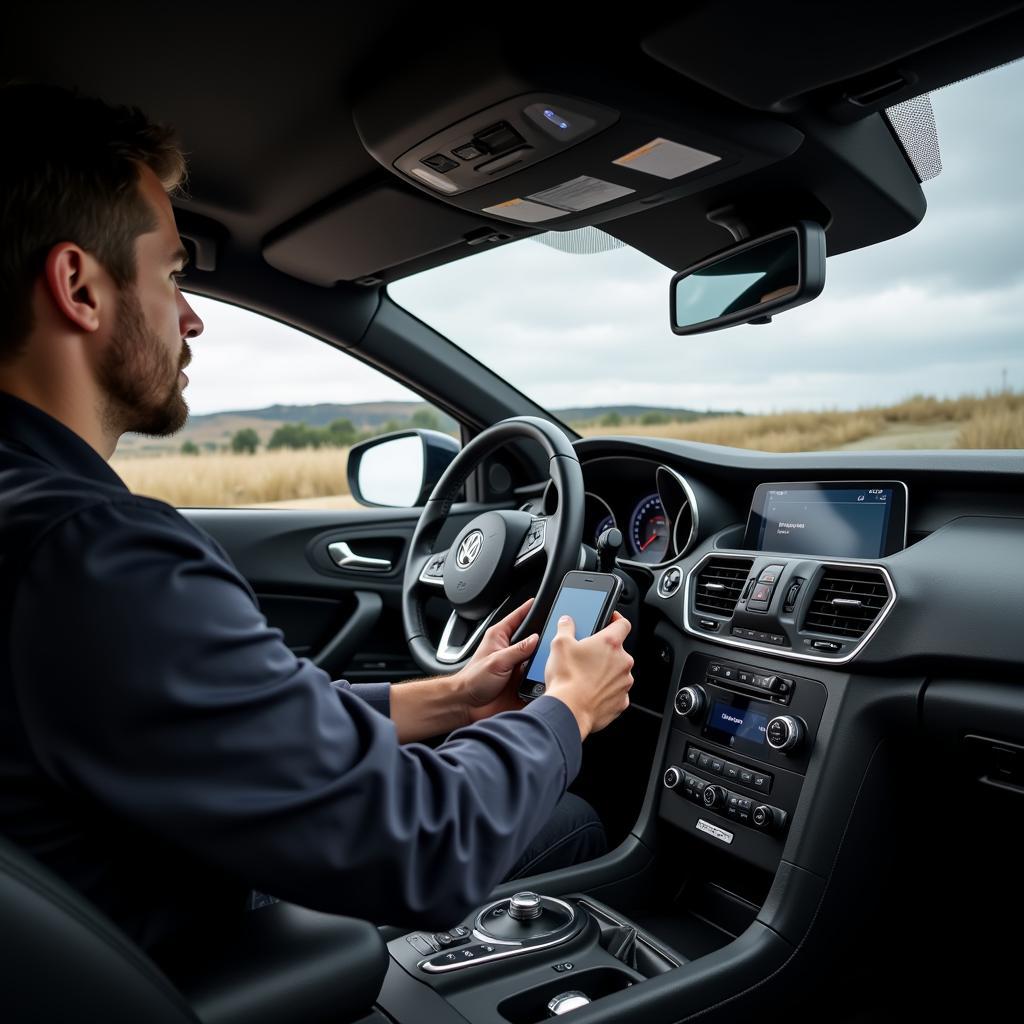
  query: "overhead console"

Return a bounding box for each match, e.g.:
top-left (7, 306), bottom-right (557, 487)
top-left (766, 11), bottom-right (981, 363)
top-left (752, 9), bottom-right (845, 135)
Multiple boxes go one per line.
top-left (351, 43), bottom-right (803, 230)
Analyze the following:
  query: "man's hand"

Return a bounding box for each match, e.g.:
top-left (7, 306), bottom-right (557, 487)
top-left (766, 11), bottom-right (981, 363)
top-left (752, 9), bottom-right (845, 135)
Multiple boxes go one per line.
top-left (456, 598), bottom-right (539, 724)
top-left (543, 612), bottom-right (633, 741)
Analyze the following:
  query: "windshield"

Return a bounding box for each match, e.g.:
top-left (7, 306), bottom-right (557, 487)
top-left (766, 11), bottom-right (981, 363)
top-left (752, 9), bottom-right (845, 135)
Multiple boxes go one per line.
top-left (390, 61), bottom-right (1023, 452)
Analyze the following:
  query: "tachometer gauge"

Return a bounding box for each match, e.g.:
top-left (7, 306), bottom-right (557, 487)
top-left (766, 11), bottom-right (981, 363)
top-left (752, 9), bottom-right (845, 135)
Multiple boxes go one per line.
top-left (630, 493), bottom-right (670, 563)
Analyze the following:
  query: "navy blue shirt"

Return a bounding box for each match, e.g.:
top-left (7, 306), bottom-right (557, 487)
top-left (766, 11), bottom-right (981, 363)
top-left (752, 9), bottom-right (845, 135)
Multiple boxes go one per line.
top-left (0, 391), bottom-right (581, 949)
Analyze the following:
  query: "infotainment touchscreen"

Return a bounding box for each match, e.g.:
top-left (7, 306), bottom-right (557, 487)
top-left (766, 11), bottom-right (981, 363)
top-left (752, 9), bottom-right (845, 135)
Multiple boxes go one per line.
top-left (743, 481), bottom-right (907, 558)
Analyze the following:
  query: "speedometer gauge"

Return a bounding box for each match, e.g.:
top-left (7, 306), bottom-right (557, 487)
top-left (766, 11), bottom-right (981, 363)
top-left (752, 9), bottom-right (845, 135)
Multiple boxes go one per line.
top-left (629, 493), bottom-right (670, 563)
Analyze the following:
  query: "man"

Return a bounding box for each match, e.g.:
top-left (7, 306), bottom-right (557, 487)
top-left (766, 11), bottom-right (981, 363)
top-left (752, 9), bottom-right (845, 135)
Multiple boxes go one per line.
top-left (0, 83), bottom-right (635, 952)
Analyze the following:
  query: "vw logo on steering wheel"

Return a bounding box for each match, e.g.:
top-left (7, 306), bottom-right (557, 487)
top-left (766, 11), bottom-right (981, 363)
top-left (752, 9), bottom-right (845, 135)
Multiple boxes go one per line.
top-left (456, 530), bottom-right (484, 568)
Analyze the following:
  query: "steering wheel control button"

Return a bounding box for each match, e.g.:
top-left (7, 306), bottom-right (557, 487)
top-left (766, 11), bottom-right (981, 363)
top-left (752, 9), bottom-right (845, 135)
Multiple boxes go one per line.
top-left (516, 519), bottom-right (547, 564)
top-left (420, 554), bottom-right (447, 584)
top-left (674, 685), bottom-right (707, 719)
top-left (767, 715), bottom-right (805, 754)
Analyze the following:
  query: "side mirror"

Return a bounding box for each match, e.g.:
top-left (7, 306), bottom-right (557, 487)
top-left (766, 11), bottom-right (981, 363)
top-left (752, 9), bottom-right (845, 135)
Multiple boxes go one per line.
top-left (347, 429), bottom-right (460, 508)
top-left (670, 221), bottom-right (826, 334)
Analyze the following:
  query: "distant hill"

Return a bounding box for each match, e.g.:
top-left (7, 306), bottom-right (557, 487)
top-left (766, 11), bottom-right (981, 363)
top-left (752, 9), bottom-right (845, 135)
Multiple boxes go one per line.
top-left (555, 405), bottom-right (741, 424)
top-left (114, 401), bottom-right (737, 456)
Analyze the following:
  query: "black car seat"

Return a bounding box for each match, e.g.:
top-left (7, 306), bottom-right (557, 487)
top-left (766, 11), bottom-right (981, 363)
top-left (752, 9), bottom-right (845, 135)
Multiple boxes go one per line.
top-left (0, 834), bottom-right (388, 1024)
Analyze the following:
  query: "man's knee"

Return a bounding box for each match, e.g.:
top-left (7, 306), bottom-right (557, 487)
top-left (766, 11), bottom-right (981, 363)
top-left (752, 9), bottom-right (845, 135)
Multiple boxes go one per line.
top-left (506, 793), bottom-right (608, 880)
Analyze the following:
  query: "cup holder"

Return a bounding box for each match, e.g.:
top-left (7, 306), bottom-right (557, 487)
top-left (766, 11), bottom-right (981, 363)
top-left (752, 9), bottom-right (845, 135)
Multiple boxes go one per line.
top-left (497, 967), bottom-right (635, 1023)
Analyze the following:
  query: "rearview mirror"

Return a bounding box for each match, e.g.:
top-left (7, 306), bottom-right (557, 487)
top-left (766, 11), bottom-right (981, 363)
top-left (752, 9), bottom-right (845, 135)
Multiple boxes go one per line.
top-left (347, 429), bottom-right (460, 508)
top-left (670, 222), bottom-right (825, 334)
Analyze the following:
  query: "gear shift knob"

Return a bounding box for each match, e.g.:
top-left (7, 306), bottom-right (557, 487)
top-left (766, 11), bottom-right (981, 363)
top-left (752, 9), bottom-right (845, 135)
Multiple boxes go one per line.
top-left (508, 891), bottom-right (543, 920)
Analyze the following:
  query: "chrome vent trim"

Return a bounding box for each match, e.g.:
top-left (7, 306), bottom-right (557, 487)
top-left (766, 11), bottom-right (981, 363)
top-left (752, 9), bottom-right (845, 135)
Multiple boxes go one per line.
top-left (803, 568), bottom-right (891, 639)
top-left (681, 554), bottom-right (898, 666)
top-left (693, 557), bottom-right (753, 615)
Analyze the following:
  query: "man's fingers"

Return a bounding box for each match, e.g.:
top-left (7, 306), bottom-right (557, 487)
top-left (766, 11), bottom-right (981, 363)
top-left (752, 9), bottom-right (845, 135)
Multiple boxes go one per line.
top-left (554, 614), bottom-right (576, 640)
top-left (497, 597), bottom-right (534, 634)
top-left (597, 614), bottom-right (631, 645)
top-left (489, 633), bottom-right (538, 669)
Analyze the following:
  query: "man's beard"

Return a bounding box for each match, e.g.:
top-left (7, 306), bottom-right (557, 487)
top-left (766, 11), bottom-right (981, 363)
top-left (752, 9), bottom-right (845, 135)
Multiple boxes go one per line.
top-left (98, 286), bottom-right (190, 438)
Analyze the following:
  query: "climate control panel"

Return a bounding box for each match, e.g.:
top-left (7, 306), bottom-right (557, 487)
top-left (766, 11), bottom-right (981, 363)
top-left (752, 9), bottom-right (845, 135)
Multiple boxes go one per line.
top-left (659, 652), bottom-right (827, 872)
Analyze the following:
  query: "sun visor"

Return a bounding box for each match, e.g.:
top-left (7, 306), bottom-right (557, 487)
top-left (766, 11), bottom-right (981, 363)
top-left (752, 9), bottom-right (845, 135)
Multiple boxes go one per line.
top-left (642, 2), bottom-right (1024, 115)
top-left (262, 183), bottom-right (510, 286)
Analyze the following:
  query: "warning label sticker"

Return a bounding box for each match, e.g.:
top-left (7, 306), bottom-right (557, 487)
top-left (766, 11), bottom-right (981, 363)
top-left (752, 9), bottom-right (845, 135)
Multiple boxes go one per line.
top-left (614, 137), bottom-right (720, 179)
top-left (480, 198), bottom-right (565, 223)
top-left (526, 175), bottom-right (635, 213)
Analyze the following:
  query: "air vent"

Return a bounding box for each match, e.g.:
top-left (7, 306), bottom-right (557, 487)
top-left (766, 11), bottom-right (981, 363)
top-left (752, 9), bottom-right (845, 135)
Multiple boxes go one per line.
top-left (803, 568), bottom-right (891, 639)
top-left (694, 558), bottom-right (753, 616)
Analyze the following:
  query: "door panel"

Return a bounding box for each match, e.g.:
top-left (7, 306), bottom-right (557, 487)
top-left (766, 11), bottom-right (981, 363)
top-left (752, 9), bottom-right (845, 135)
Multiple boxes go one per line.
top-left (182, 505), bottom-right (490, 683)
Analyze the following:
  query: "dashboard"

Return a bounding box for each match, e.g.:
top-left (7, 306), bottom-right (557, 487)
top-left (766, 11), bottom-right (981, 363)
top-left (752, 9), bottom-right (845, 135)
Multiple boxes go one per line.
top-left (558, 434), bottom-right (1024, 883)
top-left (557, 437), bottom-right (1024, 674)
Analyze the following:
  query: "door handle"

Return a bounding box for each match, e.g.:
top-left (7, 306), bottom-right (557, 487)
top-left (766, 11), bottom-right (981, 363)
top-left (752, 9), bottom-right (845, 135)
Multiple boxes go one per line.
top-left (327, 541), bottom-right (392, 573)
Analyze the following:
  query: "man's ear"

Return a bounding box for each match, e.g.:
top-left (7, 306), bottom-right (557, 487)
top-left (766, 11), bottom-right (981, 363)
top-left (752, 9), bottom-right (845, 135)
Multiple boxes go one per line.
top-left (42, 243), bottom-right (111, 334)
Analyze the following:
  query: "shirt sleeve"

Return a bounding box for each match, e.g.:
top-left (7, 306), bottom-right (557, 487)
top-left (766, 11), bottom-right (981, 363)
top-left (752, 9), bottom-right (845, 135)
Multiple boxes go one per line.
top-left (334, 680), bottom-right (392, 718)
top-left (10, 499), bottom-right (582, 929)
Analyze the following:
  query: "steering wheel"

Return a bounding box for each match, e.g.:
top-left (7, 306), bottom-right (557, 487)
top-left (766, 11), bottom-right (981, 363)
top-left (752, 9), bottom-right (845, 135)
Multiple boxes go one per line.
top-left (402, 416), bottom-right (584, 675)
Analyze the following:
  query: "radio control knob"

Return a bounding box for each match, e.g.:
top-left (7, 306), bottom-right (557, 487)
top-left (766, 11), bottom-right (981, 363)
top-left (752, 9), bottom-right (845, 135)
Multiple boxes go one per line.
top-left (766, 715), bottom-right (804, 754)
top-left (674, 686), bottom-right (707, 720)
top-left (702, 785), bottom-right (727, 810)
top-left (663, 766), bottom-right (682, 789)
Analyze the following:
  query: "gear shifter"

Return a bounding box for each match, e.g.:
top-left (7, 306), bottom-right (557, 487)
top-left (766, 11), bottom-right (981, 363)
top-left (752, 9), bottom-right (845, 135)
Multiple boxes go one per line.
top-left (475, 891), bottom-right (577, 944)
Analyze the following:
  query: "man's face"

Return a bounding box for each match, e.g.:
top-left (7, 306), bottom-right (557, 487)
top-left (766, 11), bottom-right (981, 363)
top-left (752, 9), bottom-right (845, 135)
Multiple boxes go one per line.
top-left (97, 164), bottom-right (203, 438)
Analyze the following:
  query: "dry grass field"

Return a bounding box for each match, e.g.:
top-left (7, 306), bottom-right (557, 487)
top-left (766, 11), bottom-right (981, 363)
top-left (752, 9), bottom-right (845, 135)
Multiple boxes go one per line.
top-left (576, 391), bottom-right (1024, 452)
top-left (112, 392), bottom-right (1023, 508)
top-left (112, 447), bottom-right (352, 508)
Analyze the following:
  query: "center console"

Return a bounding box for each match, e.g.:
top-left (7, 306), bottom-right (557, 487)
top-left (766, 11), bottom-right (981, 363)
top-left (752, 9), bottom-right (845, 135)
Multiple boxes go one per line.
top-left (660, 652), bottom-right (827, 873)
top-left (379, 891), bottom-right (681, 1022)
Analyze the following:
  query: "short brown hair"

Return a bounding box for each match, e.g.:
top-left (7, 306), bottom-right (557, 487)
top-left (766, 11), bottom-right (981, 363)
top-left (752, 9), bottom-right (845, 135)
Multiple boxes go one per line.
top-left (0, 82), bottom-right (186, 362)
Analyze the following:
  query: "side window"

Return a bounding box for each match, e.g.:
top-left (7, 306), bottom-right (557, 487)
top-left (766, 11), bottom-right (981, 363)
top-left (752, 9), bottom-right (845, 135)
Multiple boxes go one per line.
top-left (112, 295), bottom-right (456, 509)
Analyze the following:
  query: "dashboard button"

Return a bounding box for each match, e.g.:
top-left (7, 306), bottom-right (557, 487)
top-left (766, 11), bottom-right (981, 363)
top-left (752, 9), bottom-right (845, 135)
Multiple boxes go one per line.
top-left (739, 769), bottom-right (754, 786)
top-left (754, 631), bottom-right (770, 643)
top-left (757, 565), bottom-right (785, 585)
top-left (408, 934), bottom-right (436, 956)
top-left (724, 763), bottom-right (740, 782)
top-left (698, 753), bottom-right (713, 771)
top-left (686, 747), bottom-right (702, 765)
top-left (750, 583), bottom-right (772, 603)
top-left (710, 759), bottom-right (724, 775)
top-left (752, 773), bottom-right (770, 791)
top-left (812, 639), bottom-right (843, 652)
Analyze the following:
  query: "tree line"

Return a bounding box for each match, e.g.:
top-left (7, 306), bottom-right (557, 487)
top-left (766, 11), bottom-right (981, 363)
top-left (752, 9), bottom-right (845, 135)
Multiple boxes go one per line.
top-left (181, 408), bottom-right (442, 455)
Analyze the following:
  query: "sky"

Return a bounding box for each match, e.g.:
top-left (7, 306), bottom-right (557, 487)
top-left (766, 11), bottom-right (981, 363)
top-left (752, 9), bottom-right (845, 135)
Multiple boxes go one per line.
top-left (183, 59), bottom-right (1024, 417)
